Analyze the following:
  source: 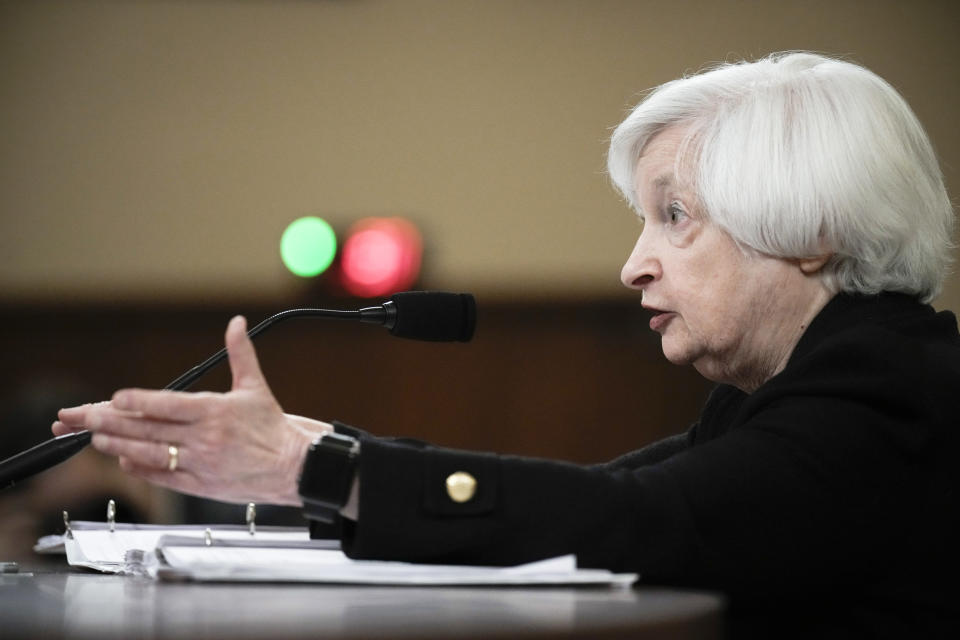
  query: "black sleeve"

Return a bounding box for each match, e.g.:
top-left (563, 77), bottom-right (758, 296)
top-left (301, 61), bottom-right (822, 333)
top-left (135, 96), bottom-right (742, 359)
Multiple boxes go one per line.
top-left (337, 390), bottom-right (935, 600)
top-left (340, 436), bottom-right (701, 581)
top-left (315, 423), bottom-right (693, 543)
top-left (599, 430), bottom-right (692, 470)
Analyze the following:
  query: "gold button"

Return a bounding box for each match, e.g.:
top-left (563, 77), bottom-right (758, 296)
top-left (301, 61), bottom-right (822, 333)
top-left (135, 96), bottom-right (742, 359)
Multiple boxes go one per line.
top-left (445, 471), bottom-right (477, 503)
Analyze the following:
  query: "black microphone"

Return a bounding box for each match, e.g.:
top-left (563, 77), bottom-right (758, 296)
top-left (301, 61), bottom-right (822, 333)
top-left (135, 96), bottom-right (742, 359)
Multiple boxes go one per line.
top-left (0, 291), bottom-right (476, 490)
top-left (388, 291), bottom-right (476, 342)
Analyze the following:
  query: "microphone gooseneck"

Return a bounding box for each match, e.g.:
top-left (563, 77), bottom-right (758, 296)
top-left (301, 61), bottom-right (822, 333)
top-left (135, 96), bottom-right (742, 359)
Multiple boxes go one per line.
top-left (167, 305), bottom-right (395, 391)
top-left (0, 291), bottom-right (475, 490)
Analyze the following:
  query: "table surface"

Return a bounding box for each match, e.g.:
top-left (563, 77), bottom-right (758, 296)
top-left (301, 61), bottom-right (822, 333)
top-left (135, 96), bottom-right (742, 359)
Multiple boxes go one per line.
top-left (2, 567), bottom-right (725, 639)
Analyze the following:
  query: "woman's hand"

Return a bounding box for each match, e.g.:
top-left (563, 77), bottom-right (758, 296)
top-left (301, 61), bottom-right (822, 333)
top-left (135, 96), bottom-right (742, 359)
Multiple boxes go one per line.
top-left (52, 316), bottom-right (332, 506)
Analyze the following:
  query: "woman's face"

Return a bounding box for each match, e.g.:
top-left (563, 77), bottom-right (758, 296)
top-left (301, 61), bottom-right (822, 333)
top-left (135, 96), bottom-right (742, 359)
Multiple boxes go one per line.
top-left (620, 126), bottom-right (829, 391)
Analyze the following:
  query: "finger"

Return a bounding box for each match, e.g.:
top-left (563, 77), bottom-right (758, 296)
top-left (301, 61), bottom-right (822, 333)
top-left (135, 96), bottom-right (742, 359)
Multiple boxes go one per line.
top-left (225, 315), bottom-right (269, 392)
top-left (110, 388), bottom-right (211, 422)
top-left (57, 401), bottom-right (110, 427)
top-left (52, 420), bottom-right (85, 436)
top-left (91, 433), bottom-right (179, 471)
top-left (83, 407), bottom-right (192, 443)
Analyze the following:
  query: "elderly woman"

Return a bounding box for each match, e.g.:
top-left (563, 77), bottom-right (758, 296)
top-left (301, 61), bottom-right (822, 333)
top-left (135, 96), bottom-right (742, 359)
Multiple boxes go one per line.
top-left (55, 52), bottom-right (957, 637)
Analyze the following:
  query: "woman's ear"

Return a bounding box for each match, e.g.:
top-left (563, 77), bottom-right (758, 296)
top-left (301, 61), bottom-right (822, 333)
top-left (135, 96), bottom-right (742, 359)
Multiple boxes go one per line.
top-left (798, 253), bottom-right (833, 275)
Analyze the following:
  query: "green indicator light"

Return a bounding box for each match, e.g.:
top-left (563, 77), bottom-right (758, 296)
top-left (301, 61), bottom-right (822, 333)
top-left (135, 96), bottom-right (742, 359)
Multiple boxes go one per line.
top-left (280, 216), bottom-right (337, 277)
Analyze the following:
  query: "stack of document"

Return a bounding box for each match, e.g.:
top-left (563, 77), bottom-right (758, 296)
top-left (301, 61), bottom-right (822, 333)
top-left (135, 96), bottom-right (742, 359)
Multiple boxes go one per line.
top-left (157, 539), bottom-right (636, 586)
top-left (42, 521), bottom-right (637, 587)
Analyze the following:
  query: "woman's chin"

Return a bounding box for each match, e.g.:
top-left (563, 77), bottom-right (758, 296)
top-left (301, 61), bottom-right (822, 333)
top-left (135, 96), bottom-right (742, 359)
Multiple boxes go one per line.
top-left (659, 338), bottom-right (695, 367)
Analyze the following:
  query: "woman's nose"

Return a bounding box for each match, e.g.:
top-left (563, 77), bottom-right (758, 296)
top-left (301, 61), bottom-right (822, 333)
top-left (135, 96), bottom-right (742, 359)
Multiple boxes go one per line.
top-left (620, 234), bottom-right (660, 289)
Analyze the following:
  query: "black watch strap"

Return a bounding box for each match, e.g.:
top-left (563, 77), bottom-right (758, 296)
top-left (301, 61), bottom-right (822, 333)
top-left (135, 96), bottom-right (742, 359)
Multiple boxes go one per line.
top-left (298, 432), bottom-right (360, 524)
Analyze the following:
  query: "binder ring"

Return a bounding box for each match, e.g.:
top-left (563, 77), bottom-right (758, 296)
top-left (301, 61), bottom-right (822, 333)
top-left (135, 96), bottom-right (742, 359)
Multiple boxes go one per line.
top-left (167, 444), bottom-right (180, 472)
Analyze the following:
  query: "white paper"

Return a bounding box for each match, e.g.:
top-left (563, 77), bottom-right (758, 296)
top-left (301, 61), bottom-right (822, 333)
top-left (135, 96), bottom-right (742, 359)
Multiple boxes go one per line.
top-left (158, 545), bottom-right (637, 586)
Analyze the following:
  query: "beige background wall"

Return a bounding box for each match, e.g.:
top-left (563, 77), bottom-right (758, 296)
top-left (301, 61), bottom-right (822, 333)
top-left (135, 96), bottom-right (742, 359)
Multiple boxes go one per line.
top-left (1, 0), bottom-right (958, 307)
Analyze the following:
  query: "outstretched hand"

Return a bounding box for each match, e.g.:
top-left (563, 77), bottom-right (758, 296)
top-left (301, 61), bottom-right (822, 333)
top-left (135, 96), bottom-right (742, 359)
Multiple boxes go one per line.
top-left (52, 316), bottom-right (333, 505)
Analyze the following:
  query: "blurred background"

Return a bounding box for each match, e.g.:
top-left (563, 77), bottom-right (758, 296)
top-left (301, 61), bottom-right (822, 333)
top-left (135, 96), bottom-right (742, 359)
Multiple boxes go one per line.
top-left (1, 0), bottom-right (958, 559)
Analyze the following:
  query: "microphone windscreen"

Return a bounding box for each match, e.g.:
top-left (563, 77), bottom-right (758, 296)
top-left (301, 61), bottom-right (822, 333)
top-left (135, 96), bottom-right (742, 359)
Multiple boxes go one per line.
top-left (388, 292), bottom-right (476, 342)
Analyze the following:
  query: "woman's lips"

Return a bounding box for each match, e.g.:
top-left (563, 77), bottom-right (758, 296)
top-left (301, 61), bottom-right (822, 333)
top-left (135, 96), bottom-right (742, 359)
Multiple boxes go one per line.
top-left (647, 309), bottom-right (675, 332)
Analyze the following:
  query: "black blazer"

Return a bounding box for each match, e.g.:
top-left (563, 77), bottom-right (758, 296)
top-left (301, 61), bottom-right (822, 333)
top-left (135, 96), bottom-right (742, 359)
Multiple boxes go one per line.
top-left (319, 293), bottom-right (960, 638)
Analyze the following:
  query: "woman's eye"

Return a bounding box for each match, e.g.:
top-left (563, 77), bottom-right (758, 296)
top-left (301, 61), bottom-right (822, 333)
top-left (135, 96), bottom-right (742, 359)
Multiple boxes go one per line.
top-left (668, 203), bottom-right (685, 224)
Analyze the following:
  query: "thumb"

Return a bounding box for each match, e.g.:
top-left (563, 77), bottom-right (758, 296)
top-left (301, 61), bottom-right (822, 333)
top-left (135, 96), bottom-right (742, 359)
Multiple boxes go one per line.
top-left (225, 315), bottom-right (268, 391)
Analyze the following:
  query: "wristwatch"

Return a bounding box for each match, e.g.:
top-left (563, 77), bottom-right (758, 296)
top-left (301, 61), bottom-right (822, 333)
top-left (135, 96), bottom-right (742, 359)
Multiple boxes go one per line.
top-left (298, 432), bottom-right (360, 523)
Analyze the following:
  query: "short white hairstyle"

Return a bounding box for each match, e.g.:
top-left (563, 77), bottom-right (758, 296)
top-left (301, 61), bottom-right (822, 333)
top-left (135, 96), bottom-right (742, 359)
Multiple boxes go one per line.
top-left (608, 52), bottom-right (955, 303)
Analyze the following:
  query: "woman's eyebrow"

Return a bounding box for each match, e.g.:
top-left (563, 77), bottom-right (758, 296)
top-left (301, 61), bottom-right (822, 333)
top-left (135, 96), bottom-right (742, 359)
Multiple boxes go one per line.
top-left (653, 174), bottom-right (673, 189)
top-left (634, 173), bottom-right (674, 215)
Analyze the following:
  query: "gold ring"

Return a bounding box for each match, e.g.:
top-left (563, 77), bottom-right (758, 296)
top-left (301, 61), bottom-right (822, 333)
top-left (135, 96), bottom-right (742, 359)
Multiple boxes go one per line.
top-left (167, 444), bottom-right (179, 472)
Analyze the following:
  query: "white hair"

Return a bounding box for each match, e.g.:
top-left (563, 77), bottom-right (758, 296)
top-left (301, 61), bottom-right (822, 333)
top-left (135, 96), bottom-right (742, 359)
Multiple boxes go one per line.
top-left (608, 52), bottom-right (955, 302)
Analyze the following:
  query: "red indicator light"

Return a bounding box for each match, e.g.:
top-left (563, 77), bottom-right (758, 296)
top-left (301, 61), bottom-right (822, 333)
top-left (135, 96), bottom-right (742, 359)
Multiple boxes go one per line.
top-left (340, 217), bottom-right (422, 297)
